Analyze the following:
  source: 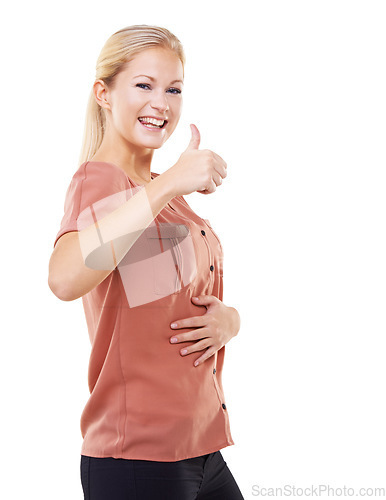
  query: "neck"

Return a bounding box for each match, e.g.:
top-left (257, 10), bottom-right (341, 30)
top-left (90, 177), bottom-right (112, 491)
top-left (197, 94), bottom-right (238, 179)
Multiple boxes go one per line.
top-left (92, 130), bottom-right (155, 183)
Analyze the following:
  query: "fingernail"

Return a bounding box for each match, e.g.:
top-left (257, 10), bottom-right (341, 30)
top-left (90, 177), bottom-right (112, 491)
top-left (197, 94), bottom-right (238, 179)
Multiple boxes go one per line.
top-left (171, 323), bottom-right (177, 328)
top-left (194, 361), bottom-right (199, 366)
top-left (170, 337), bottom-right (178, 343)
top-left (181, 349), bottom-right (188, 355)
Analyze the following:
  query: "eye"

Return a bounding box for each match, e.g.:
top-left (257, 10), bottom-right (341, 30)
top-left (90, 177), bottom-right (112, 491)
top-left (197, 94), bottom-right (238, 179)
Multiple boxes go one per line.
top-left (136, 83), bottom-right (182, 94)
top-left (167, 88), bottom-right (182, 94)
top-left (136, 83), bottom-right (151, 90)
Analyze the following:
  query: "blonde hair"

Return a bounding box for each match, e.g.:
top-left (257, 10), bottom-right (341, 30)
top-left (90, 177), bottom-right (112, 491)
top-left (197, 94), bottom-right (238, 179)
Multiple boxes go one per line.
top-left (78, 24), bottom-right (186, 166)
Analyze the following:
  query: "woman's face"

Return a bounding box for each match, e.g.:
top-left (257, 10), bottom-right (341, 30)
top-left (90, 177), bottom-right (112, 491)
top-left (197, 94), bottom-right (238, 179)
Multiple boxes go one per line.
top-left (99, 47), bottom-right (184, 150)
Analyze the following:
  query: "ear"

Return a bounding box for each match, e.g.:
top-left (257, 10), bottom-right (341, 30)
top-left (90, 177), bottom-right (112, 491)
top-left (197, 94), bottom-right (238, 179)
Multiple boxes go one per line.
top-left (93, 79), bottom-right (111, 110)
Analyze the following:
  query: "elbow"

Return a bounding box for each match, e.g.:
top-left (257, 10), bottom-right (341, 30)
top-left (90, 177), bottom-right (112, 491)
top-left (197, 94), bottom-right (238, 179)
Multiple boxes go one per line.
top-left (48, 274), bottom-right (77, 302)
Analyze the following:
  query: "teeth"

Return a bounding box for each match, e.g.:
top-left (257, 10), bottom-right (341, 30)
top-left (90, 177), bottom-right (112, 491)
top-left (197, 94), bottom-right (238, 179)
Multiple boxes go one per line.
top-left (138, 117), bottom-right (165, 127)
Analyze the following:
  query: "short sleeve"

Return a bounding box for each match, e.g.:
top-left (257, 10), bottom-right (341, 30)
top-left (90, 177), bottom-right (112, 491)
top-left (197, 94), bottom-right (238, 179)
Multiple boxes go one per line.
top-left (53, 162), bottom-right (129, 248)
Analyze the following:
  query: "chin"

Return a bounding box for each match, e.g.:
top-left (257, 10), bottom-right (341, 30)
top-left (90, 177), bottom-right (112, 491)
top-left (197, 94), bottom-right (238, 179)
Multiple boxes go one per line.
top-left (136, 134), bottom-right (171, 149)
top-left (136, 139), bottom-right (166, 150)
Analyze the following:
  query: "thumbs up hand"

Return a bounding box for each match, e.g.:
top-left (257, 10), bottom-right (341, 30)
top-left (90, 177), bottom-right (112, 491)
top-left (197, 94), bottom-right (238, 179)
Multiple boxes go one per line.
top-left (165, 124), bottom-right (227, 197)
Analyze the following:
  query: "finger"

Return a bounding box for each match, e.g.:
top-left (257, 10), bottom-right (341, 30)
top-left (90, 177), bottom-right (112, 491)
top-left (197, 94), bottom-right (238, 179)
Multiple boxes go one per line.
top-left (211, 151), bottom-right (227, 170)
top-left (203, 177), bottom-right (217, 194)
top-left (193, 346), bottom-right (217, 367)
top-left (196, 177), bottom-right (217, 195)
top-left (170, 327), bottom-right (210, 344)
top-left (213, 162), bottom-right (227, 180)
top-left (170, 316), bottom-right (208, 331)
top-left (180, 338), bottom-right (212, 356)
top-left (211, 171), bottom-right (223, 187)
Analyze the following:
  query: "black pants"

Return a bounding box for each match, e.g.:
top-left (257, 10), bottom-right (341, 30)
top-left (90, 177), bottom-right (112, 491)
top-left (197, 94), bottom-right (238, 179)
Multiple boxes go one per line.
top-left (80, 450), bottom-right (244, 499)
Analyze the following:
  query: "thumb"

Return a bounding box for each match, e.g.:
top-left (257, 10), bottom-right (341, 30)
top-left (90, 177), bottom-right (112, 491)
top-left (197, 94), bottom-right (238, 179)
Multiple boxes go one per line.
top-left (185, 123), bottom-right (200, 150)
top-left (192, 295), bottom-right (217, 306)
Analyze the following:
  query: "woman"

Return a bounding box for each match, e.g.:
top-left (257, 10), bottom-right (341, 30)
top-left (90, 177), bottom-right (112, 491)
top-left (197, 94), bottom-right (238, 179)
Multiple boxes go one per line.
top-left (48, 24), bottom-right (244, 500)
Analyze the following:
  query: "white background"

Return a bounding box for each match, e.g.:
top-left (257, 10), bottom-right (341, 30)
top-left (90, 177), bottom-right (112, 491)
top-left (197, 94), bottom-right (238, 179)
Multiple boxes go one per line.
top-left (1, 1), bottom-right (385, 498)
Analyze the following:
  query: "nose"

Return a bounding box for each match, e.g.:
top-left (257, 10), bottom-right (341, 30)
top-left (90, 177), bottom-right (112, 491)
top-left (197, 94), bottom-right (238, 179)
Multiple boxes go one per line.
top-left (150, 89), bottom-right (169, 113)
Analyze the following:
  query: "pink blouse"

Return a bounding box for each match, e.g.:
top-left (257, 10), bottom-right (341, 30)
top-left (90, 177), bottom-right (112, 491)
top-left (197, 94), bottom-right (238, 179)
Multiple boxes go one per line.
top-left (53, 160), bottom-right (234, 461)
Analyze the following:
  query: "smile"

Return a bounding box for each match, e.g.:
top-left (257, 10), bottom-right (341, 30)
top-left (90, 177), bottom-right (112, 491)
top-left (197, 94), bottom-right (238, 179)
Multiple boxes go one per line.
top-left (138, 116), bottom-right (167, 130)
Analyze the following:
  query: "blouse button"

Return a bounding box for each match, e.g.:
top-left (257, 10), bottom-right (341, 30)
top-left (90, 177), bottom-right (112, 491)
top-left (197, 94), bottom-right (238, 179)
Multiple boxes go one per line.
top-left (201, 230), bottom-right (206, 236)
top-left (222, 403), bottom-right (227, 410)
top-left (213, 368), bottom-right (216, 374)
top-left (210, 265), bottom-right (214, 271)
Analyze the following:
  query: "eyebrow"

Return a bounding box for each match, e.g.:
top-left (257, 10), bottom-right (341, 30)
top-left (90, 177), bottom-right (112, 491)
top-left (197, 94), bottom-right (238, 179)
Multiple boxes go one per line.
top-left (133, 74), bottom-right (184, 84)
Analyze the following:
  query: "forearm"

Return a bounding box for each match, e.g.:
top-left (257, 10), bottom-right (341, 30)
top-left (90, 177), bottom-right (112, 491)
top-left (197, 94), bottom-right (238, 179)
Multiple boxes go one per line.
top-left (79, 173), bottom-right (174, 270)
top-left (227, 306), bottom-right (241, 337)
